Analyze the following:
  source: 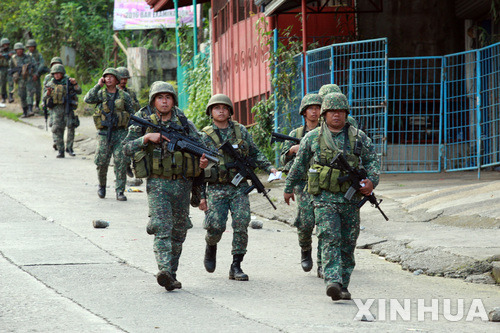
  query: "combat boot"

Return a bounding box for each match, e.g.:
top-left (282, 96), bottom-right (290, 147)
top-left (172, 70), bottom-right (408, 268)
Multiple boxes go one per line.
top-left (1, 94), bottom-right (5, 103)
top-left (171, 274), bottom-right (182, 290)
top-left (8, 93), bottom-right (14, 103)
top-left (52, 143), bottom-right (57, 151)
top-left (98, 185), bottom-right (106, 199)
top-left (156, 271), bottom-right (175, 291)
top-left (116, 192), bottom-right (127, 201)
top-left (56, 151), bottom-right (65, 158)
top-left (326, 282), bottom-right (342, 301)
top-left (229, 254), bottom-right (249, 281)
top-left (126, 165), bottom-right (134, 178)
top-left (27, 105), bottom-right (34, 117)
top-left (301, 249), bottom-right (313, 272)
top-left (204, 244), bottom-right (217, 273)
top-left (340, 287), bottom-right (351, 300)
top-left (66, 148), bottom-right (75, 157)
top-left (21, 106), bottom-right (28, 118)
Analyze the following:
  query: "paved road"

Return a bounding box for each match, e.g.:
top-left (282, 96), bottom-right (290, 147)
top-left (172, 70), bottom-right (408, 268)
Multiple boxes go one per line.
top-left (0, 117), bottom-right (499, 332)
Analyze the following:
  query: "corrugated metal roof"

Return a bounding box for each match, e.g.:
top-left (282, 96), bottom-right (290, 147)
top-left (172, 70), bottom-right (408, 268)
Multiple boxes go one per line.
top-left (455, 0), bottom-right (490, 19)
top-left (146, 0), bottom-right (210, 12)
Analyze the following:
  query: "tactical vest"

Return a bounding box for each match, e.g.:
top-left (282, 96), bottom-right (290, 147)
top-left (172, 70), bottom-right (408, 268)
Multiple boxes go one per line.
top-left (307, 126), bottom-right (361, 195)
top-left (202, 121), bottom-right (249, 184)
top-left (49, 79), bottom-right (67, 105)
top-left (132, 113), bottom-right (201, 180)
top-left (0, 51), bottom-right (8, 67)
top-left (92, 89), bottom-right (129, 129)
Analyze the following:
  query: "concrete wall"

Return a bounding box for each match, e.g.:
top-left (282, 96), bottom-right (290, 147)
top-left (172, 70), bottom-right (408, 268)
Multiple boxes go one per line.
top-left (357, 0), bottom-right (464, 57)
top-left (127, 47), bottom-right (177, 94)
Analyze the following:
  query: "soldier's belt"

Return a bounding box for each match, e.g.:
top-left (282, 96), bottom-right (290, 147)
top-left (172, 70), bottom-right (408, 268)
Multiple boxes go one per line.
top-left (150, 174), bottom-right (190, 181)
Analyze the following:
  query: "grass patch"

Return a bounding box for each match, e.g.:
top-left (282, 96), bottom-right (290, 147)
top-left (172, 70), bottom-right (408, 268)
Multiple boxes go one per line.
top-left (0, 110), bottom-right (21, 121)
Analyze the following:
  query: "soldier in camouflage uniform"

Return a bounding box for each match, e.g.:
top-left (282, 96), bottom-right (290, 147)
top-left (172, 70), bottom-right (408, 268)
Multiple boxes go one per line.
top-left (116, 67), bottom-right (141, 112)
top-left (279, 94), bottom-right (321, 276)
top-left (84, 68), bottom-right (134, 201)
top-left (0, 38), bottom-right (14, 103)
top-left (319, 84), bottom-right (358, 129)
top-left (43, 57), bottom-right (65, 151)
top-left (199, 94), bottom-right (277, 281)
top-left (44, 64), bottom-right (81, 158)
top-left (284, 92), bottom-right (380, 301)
top-left (123, 81), bottom-right (208, 291)
top-left (8, 42), bottom-right (35, 117)
top-left (26, 39), bottom-right (47, 113)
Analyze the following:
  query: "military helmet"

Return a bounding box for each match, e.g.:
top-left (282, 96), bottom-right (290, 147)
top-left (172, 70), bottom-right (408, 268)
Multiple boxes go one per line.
top-left (299, 93), bottom-right (322, 115)
top-left (13, 42), bottom-right (24, 50)
top-left (149, 81), bottom-right (178, 105)
top-left (102, 67), bottom-right (121, 82)
top-left (116, 66), bottom-right (130, 79)
top-left (50, 57), bottom-right (63, 66)
top-left (321, 92), bottom-right (349, 115)
top-left (318, 84), bottom-right (342, 97)
top-left (205, 94), bottom-right (234, 116)
top-left (50, 64), bottom-right (65, 75)
top-left (1, 38), bottom-right (10, 45)
top-left (26, 39), bottom-right (37, 47)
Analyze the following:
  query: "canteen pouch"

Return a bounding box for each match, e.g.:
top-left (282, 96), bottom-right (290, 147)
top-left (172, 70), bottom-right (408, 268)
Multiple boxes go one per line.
top-left (133, 150), bottom-right (150, 178)
top-left (307, 167), bottom-right (321, 195)
top-left (93, 110), bottom-right (103, 129)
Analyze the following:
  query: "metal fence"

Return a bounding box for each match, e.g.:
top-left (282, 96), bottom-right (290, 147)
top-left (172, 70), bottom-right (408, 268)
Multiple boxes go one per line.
top-left (273, 36), bottom-right (500, 176)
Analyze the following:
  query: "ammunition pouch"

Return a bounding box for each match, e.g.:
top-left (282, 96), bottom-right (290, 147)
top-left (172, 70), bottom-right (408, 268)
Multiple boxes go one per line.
top-left (93, 110), bottom-right (129, 130)
top-left (307, 164), bottom-right (351, 195)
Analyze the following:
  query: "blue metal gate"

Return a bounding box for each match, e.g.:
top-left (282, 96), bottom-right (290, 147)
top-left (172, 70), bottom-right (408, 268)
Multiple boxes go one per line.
top-left (385, 57), bottom-right (444, 172)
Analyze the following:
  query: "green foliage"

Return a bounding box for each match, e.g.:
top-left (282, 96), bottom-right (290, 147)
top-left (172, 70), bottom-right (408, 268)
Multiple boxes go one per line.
top-left (183, 50), bottom-right (212, 130)
top-left (0, 109), bottom-right (21, 121)
top-left (249, 16), bottom-right (302, 162)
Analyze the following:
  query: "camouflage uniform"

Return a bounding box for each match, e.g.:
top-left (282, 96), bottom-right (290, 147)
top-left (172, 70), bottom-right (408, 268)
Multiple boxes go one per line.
top-left (318, 84), bottom-right (358, 128)
top-left (84, 68), bottom-right (134, 197)
top-left (201, 94), bottom-right (275, 281)
top-left (26, 40), bottom-right (46, 110)
top-left (0, 38), bottom-right (14, 103)
top-left (279, 94), bottom-right (322, 272)
top-left (44, 64), bottom-right (81, 157)
top-left (8, 43), bottom-right (35, 115)
top-left (123, 81), bottom-right (202, 290)
top-left (284, 93), bottom-right (380, 298)
top-left (42, 57), bottom-right (65, 129)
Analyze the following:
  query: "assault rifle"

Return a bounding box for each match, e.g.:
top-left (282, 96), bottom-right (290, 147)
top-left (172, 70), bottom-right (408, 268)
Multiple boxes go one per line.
top-left (129, 114), bottom-right (220, 164)
top-left (219, 140), bottom-right (277, 210)
top-left (330, 153), bottom-right (389, 221)
top-left (8, 63), bottom-right (34, 77)
top-left (65, 79), bottom-right (78, 126)
top-left (270, 132), bottom-right (301, 144)
top-left (43, 101), bottom-right (48, 131)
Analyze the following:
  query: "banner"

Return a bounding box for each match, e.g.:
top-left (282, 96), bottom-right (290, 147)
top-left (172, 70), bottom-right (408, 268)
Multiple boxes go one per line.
top-left (113, 0), bottom-right (199, 31)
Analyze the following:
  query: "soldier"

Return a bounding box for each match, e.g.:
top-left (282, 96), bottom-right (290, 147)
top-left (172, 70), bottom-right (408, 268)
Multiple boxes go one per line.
top-left (44, 64), bottom-right (81, 158)
top-left (279, 94), bottom-right (322, 276)
top-left (199, 94), bottom-right (277, 281)
top-left (43, 57), bottom-right (65, 151)
top-left (0, 38), bottom-right (14, 103)
top-left (8, 42), bottom-right (35, 117)
top-left (318, 84), bottom-right (358, 128)
top-left (123, 81), bottom-right (208, 291)
top-left (26, 39), bottom-right (47, 113)
top-left (116, 67), bottom-right (141, 112)
top-left (84, 68), bottom-right (134, 201)
top-left (284, 93), bottom-right (380, 301)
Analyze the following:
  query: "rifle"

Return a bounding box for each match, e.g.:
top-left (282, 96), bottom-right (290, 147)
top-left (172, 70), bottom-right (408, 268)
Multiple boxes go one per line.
top-left (330, 152), bottom-right (389, 221)
top-left (219, 140), bottom-right (277, 210)
top-left (65, 79), bottom-right (78, 124)
top-left (129, 114), bottom-right (220, 164)
top-left (271, 132), bottom-right (301, 144)
top-left (43, 101), bottom-right (48, 131)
